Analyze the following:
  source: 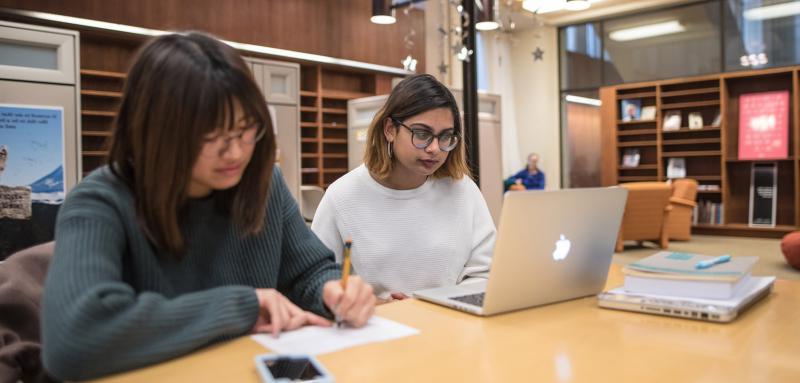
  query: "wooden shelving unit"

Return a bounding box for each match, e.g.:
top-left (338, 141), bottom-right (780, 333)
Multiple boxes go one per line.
top-left (299, 64), bottom-right (388, 188)
top-left (602, 68), bottom-right (800, 238)
top-left (79, 69), bottom-right (125, 175)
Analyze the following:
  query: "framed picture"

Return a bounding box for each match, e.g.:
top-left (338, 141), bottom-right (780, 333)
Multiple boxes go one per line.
top-left (620, 99), bottom-right (641, 121)
top-left (663, 111), bottom-right (682, 131)
top-left (666, 158), bottom-right (686, 179)
top-left (640, 106), bottom-right (656, 121)
top-left (688, 112), bottom-right (704, 129)
top-left (621, 148), bottom-right (641, 167)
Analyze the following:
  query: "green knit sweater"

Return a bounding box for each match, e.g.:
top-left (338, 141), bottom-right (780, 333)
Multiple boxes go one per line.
top-left (41, 166), bottom-right (340, 381)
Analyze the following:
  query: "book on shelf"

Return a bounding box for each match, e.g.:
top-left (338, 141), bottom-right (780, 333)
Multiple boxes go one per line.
top-left (662, 111), bottom-right (681, 131)
top-left (640, 106), bottom-right (656, 120)
top-left (693, 200), bottom-right (724, 225)
top-left (711, 112), bottom-right (721, 127)
top-left (623, 251), bottom-right (758, 299)
top-left (688, 112), bottom-right (703, 129)
top-left (666, 158), bottom-right (686, 179)
top-left (697, 184), bottom-right (721, 192)
top-left (738, 90), bottom-right (789, 160)
top-left (620, 148), bottom-right (641, 167)
top-left (620, 99), bottom-right (641, 121)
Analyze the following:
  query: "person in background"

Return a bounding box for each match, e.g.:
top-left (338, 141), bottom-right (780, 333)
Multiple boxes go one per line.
top-left (311, 74), bottom-right (495, 303)
top-left (41, 31), bottom-right (375, 381)
top-left (506, 153), bottom-right (545, 190)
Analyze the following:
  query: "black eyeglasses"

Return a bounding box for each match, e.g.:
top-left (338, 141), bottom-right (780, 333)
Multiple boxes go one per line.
top-left (200, 123), bottom-right (266, 157)
top-left (390, 117), bottom-right (459, 152)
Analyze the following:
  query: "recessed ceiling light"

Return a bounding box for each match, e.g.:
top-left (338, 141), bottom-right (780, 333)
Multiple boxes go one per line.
top-left (565, 95), bottom-right (602, 106)
top-left (608, 20), bottom-right (686, 42)
top-left (565, 0), bottom-right (591, 11)
top-left (744, 1), bottom-right (800, 21)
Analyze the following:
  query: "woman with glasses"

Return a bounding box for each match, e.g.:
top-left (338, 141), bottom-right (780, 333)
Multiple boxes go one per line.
top-left (41, 32), bottom-right (375, 381)
top-left (311, 74), bottom-right (495, 302)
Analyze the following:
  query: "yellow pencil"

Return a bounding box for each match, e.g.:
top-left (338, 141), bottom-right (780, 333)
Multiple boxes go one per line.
top-left (341, 237), bottom-right (352, 288)
top-left (336, 237), bottom-right (352, 328)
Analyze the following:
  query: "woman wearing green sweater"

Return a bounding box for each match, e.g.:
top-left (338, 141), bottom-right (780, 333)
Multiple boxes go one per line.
top-left (41, 32), bottom-right (375, 381)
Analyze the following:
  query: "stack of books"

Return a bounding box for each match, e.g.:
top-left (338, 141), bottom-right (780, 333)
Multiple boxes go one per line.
top-left (598, 251), bottom-right (775, 322)
top-left (622, 251), bottom-right (756, 299)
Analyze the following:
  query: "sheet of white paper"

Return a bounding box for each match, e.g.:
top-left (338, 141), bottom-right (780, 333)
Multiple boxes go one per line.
top-left (250, 316), bottom-right (419, 355)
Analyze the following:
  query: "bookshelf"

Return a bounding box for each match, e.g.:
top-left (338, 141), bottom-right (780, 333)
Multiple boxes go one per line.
top-left (299, 64), bottom-right (390, 188)
top-left (79, 69), bottom-right (125, 176)
top-left (601, 67), bottom-right (800, 238)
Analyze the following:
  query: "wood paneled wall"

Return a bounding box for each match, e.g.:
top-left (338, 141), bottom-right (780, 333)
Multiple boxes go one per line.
top-left (565, 101), bottom-right (602, 187)
top-left (0, 0), bottom-right (425, 71)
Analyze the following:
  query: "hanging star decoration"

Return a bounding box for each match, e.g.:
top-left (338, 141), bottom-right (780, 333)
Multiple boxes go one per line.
top-left (400, 2), bottom-right (417, 72)
top-left (438, 62), bottom-right (448, 75)
top-left (532, 47), bottom-right (544, 61)
top-left (402, 55), bottom-right (418, 72)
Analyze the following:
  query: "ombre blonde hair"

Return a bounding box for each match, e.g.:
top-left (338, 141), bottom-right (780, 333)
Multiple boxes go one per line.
top-left (363, 74), bottom-right (471, 180)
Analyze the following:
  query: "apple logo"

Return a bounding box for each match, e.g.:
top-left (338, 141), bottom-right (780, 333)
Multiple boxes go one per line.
top-left (552, 234), bottom-right (571, 261)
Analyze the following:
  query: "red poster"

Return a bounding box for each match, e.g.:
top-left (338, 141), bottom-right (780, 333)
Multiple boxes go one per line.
top-left (738, 91), bottom-right (790, 160)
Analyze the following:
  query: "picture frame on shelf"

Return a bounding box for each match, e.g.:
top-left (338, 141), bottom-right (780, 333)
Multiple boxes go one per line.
top-left (640, 106), bottom-right (656, 121)
top-left (666, 158), bottom-right (686, 179)
top-left (688, 112), bottom-right (704, 129)
top-left (621, 148), bottom-right (641, 168)
top-left (620, 99), bottom-right (641, 121)
top-left (663, 111), bottom-right (682, 131)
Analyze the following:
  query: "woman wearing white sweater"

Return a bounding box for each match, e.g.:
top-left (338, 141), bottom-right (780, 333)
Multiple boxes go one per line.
top-left (311, 74), bottom-right (495, 301)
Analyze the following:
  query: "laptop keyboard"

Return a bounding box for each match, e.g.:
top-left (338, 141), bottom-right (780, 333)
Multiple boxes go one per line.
top-left (450, 292), bottom-right (485, 307)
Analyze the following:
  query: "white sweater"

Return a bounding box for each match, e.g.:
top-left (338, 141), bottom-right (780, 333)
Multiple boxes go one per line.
top-left (311, 165), bottom-right (495, 299)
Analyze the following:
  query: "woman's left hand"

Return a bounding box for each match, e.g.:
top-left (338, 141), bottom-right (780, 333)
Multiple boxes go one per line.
top-left (322, 276), bottom-right (375, 328)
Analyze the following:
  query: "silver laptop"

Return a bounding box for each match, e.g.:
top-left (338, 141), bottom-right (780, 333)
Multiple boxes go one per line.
top-left (597, 276), bottom-right (775, 322)
top-left (413, 187), bottom-right (628, 316)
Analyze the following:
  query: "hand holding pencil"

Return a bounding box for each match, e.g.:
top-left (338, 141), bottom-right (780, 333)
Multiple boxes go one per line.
top-left (322, 237), bottom-right (376, 328)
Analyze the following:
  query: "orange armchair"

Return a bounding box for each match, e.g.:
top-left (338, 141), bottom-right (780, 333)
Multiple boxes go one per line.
top-left (615, 182), bottom-right (672, 252)
top-left (666, 178), bottom-right (698, 241)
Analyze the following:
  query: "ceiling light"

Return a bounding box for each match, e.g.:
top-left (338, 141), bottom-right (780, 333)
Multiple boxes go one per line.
top-left (565, 95), bottom-right (602, 106)
top-left (608, 20), bottom-right (686, 42)
top-left (475, 21), bottom-right (500, 30)
top-left (565, 0), bottom-right (590, 11)
top-left (522, 0), bottom-right (600, 14)
top-left (522, 0), bottom-right (544, 13)
top-left (371, 0), bottom-right (396, 25)
top-left (538, 0), bottom-right (568, 14)
top-left (475, 0), bottom-right (500, 31)
top-left (743, 1), bottom-right (800, 21)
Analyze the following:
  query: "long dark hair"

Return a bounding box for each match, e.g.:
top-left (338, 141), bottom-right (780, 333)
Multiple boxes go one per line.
top-left (108, 31), bottom-right (276, 256)
top-left (363, 74), bottom-right (470, 179)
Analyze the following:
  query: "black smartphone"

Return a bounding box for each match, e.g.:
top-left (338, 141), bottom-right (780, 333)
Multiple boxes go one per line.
top-left (255, 354), bottom-right (334, 382)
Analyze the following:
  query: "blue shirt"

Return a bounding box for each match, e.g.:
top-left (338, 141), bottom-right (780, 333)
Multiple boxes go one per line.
top-left (507, 169), bottom-right (545, 190)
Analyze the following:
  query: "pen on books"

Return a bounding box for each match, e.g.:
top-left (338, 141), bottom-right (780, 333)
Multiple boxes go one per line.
top-left (335, 237), bottom-right (352, 328)
top-left (695, 254), bottom-right (731, 270)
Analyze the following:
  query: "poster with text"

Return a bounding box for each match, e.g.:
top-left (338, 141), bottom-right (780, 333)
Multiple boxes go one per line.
top-left (738, 91), bottom-right (789, 160)
top-left (0, 104), bottom-right (64, 259)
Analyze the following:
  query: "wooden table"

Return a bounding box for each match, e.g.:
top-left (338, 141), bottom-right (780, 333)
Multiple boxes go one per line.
top-left (92, 267), bottom-right (800, 382)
